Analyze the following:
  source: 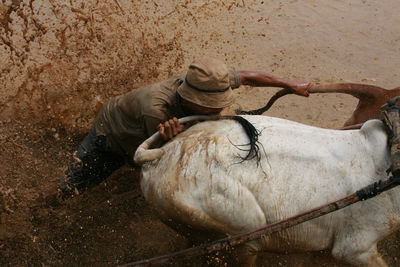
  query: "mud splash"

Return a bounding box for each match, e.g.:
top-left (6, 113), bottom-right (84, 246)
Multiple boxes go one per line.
top-left (0, 0), bottom-right (184, 133)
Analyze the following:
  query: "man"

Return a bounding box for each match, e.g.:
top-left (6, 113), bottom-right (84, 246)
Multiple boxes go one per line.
top-left (59, 56), bottom-right (311, 197)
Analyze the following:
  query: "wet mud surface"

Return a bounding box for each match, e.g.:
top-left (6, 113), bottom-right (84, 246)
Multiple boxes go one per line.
top-left (1, 0), bottom-right (399, 266)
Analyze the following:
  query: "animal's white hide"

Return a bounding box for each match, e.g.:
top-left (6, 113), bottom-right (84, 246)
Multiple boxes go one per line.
top-left (140, 116), bottom-right (400, 263)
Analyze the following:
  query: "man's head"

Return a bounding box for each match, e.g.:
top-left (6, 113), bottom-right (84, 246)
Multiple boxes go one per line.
top-left (179, 97), bottom-right (224, 115)
top-left (177, 57), bottom-right (234, 113)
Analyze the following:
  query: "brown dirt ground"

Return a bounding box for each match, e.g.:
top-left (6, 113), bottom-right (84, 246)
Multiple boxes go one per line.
top-left (1, 0), bottom-right (399, 266)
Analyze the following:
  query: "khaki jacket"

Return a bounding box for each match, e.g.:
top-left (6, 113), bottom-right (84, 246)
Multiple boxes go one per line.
top-left (94, 71), bottom-right (240, 158)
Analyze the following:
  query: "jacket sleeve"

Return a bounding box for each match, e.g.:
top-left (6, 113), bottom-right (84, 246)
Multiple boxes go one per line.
top-left (143, 115), bottom-right (164, 137)
top-left (229, 70), bottom-right (241, 89)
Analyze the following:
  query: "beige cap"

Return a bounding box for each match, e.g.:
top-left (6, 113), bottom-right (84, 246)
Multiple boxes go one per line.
top-left (177, 57), bottom-right (234, 108)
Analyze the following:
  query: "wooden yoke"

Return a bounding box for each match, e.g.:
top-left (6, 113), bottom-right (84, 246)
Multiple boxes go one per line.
top-left (381, 96), bottom-right (400, 175)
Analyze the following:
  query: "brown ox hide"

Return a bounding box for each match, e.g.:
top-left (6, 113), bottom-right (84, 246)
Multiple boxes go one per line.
top-left (237, 83), bottom-right (400, 129)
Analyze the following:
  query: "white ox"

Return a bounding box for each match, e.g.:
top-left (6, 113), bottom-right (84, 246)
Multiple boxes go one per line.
top-left (134, 115), bottom-right (400, 266)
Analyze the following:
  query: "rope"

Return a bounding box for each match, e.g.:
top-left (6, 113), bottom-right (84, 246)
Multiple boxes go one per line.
top-left (123, 97), bottom-right (400, 266)
top-left (120, 173), bottom-right (400, 267)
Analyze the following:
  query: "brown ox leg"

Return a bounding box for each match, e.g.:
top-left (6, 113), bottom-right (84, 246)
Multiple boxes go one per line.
top-left (308, 83), bottom-right (390, 126)
top-left (367, 247), bottom-right (388, 267)
top-left (234, 241), bottom-right (260, 267)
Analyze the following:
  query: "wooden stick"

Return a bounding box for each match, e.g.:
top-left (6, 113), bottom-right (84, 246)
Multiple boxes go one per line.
top-left (120, 176), bottom-right (400, 267)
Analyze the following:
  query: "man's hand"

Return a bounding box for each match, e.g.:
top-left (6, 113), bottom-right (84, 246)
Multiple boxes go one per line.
top-left (286, 81), bottom-right (312, 97)
top-left (158, 117), bottom-right (184, 141)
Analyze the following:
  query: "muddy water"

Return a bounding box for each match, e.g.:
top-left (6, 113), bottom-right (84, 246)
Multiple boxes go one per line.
top-left (1, 0), bottom-right (399, 266)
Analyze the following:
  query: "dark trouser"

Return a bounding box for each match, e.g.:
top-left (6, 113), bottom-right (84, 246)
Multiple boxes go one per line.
top-left (60, 126), bottom-right (125, 195)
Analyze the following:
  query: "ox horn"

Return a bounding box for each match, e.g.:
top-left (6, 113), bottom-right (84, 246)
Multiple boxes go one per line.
top-left (134, 115), bottom-right (220, 165)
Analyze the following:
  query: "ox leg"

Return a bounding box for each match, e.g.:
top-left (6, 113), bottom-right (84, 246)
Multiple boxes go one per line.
top-left (364, 246), bottom-right (388, 267)
top-left (332, 242), bottom-right (387, 267)
top-left (235, 241), bottom-right (261, 267)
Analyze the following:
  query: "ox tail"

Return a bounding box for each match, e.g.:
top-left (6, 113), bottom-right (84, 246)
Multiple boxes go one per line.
top-left (235, 83), bottom-right (387, 115)
top-left (134, 115), bottom-right (261, 165)
top-left (235, 87), bottom-right (292, 115)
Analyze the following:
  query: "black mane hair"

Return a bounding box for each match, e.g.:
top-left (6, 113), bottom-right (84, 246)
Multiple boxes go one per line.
top-left (218, 115), bottom-right (262, 164)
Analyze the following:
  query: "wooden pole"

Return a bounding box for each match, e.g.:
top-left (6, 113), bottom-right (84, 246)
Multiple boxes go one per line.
top-left (125, 98), bottom-right (400, 267)
top-left (120, 175), bottom-right (400, 267)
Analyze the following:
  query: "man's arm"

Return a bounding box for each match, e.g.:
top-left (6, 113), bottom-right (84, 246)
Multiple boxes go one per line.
top-left (236, 70), bottom-right (311, 97)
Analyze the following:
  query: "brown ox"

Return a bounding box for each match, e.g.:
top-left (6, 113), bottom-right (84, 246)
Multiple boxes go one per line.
top-left (236, 83), bottom-right (400, 129)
